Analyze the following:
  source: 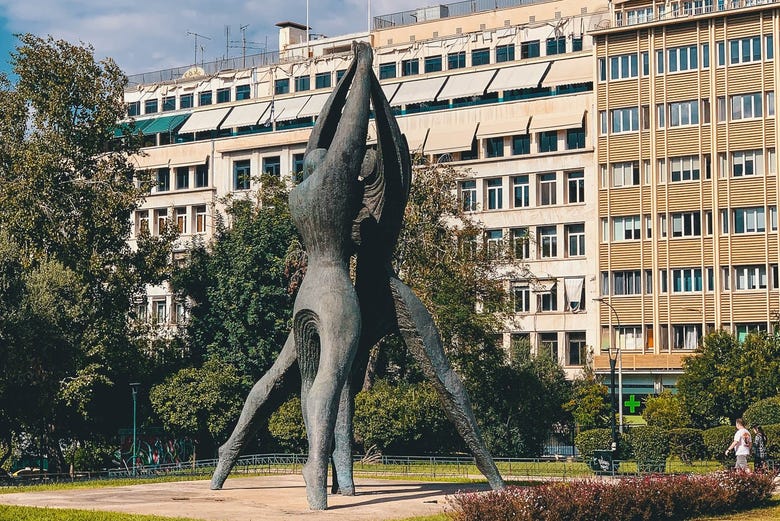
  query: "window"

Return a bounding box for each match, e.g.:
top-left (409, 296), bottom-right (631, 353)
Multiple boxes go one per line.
top-left (162, 96), bottom-right (176, 111)
top-left (195, 164), bottom-right (208, 188)
top-left (263, 156), bottom-right (281, 177)
top-left (486, 178), bottom-right (503, 210)
top-left (770, 149), bottom-right (777, 175)
top-left (539, 130), bottom-right (558, 152)
top-left (656, 103), bottom-right (666, 128)
top-left (195, 205), bottom-right (207, 234)
top-left (672, 212), bottom-right (702, 237)
top-left (486, 229), bottom-right (503, 258)
top-left (180, 93), bottom-right (193, 109)
top-left (730, 92), bottom-right (762, 120)
top-left (295, 75), bottom-right (310, 92)
top-left (669, 100), bottom-right (699, 126)
top-left (538, 226), bottom-right (557, 258)
top-left (702, 42), bottom-right (710, 68)
top-left (315, 72), bottom-right (332, 89)
top-left (539, 332), bottom-right (558, 360)
top-left (293, 152), bottom-right (305, 180)
top-left (733, 207), bottom-right (766, 234)
top-left (379, 63), bottom-right (396, 79)
top-left (673, 324), bottom-right (701, 349)
top-left (135, 300), bottom-right (148, 322)
top-left (612, 161), bottom-right (640, 187)
top-left (768, 91), bottom-right (775, 117)
top-left (599, 111), bottom-right (607, 135)
top-left (402, 58), bottom-right (419, 76)
top-left (667, 45), bottom-right (698, 73)
top-left (496, 44), bottom-right (515, 63)
top-left (572, 37), bottom-right (583, 52)
top-left (144, 99), bottom-right (158, 114)
top-left (567, 332), bottom-right (586, 366)
top-left (154, 300), bottom-right (168, 325)
top-left (486, 137), bottom-right (504, 158)
top-left (567, 171), bottom-right (584, 203)
top-left (216, 87), bottom-right (231, 103)
top-left (566, 223), bottom-right (585, 257)
top-left (566, 127), bottom-right (585, 149)
top-left (471, 48), bottom-right (490, 66)
top-left (610, 53), bottom-right (638, 80)
top-left (274, 79), bottom-right (289, 95)
top-left (626, 6), bottom-right (653, 24)
top-left (717, 41), bottom-right (725, 66)
top-left (521, 40), bottom-right (540, 59)
top-left (670, 156), bottom-right (700, 182)
top-left (539, 286), bottom-right (558, 312)
top-left (645, 214), bottom-right (653, 239)
top-left (176, 167), bottom-right (189, 190)
top-left (447, 51), bottom-right (465, 70)
top-left (199, 90), bottom-right (212, 106)
top-left (513, 284), bottom-right (531, 312)
top-left (175, 207), bottom-right (187, 233)
top-left (234, 159), bottom-right (251, 190)
top-left (538, 173), bottom-right (557, 205)
top-left (511, 333), bottom-right (531, 359)
top-left (736, 323), bottom-right (767, 342)
top-left (512, 134), bottom-right (530, 155)
top-left (136, 210), bottom-right (149, 235)
top-left (424, 55), bottom-right (442, 73)
top-left (173, 302), bottom-right (187, 325)
top-left (729, 36), bottom-right (762, 65)
top-left (127, 101), bottom-right (140, 117)
top-left (546, 37), bottom-right (566, 56)
top-left (641, 51), bottom-right (649, 75)
top-left (672, 268), bottom-right (703, 292)
top-left (236, 84), bottom-right (251, 100)
top-left (598, 58), bottom-right (606, 82)
top-left (461, 180), bottom-right (477, 211)
top-left (613, 271), bottom-right (642, 295)
top-left (616, 326), bottom-right (643, 351)
top-left (611, 107), bottom-right (639, 133)
top-left (733, 150), bottom-right (763, 177)
top-left (656, 49), bottom-right (665, 74)
top-left (157, 168), bottom-right (170, 191)
top-left (613, 215), bottom-right (641, 241)
top-left (513, 175), bottom-right (529, 208)
top-left (734, 265), bottom-right (767, 290)
top-left (155, 209), bottom-right (168, 235)
top-left (511, 228), bottom-right (530, 259)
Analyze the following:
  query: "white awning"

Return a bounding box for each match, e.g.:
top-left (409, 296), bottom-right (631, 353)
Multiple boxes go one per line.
top-left (271, 95), bottom-right (312, 122)
top-left (529, 111), bottom-right (585, 133)
top-left (178, 107), bottom-right (232, 133)
top-left (380, 83), bottom-right (400, 104)
top-left (532, 279), bottom-right (557, 293)
top-left (423, 123), bottom-right (477, 155)
top-left (133, 155), bottom-right (208, 170)
top-left (402, 128), bottom-right (429, 152)
top-left (390, 76), bottom-right (447, 106)
top-left (476, 118), bottom-right (530, 139)
top-left (298, 93), bottom-right (331, 118)
top-left (220, 102), bottom-right (270, 128)
top-left (487, 62), bottom-right (550, 93)
top-left (542, 57), bottom-right (593, 88)
top-left (366, 121), bottom-right (377, 145)
top-left (436, 70), bottom-right (496, 100)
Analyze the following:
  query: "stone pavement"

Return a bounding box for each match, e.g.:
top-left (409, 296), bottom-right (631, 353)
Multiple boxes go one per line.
top-left (0, 475), bottom-right (490, 520)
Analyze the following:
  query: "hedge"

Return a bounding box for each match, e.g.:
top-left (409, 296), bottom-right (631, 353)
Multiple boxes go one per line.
top-left (574, 428), bottom-right (631, 460)
top-left (668, 428), bottom-right (707, 463)
top-left (703, 425), bottom-right (735, 463)
top-left (629, 426), bottom-right (670, 471)
top-left (743, 396), bottom-right (780, 427)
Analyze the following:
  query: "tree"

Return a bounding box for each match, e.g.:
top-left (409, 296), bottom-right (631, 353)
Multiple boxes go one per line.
top-left (0, 35), bottom-right (174, 471)
top-left (564, 369), bottom-right (612, 432)
top-left (678, 329), bottom-right (780, 428)
top-left (642, 391), bottom-right (690, 430)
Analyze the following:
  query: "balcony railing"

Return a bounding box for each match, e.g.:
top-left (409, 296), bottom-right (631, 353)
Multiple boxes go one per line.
top-left (373, 0), bottom-right (554, 30)
top-left (126, 51), bottom-right (280, 87)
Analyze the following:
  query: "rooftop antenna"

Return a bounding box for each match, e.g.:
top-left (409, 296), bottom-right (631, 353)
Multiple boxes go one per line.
top-left (229, 24), bottom-right (266, 68)
top-left (187, 31), bottom-right (211, 67)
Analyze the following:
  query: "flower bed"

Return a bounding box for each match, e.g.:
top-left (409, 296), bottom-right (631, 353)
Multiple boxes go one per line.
top-left (446, 470), bottom-right (777, 521)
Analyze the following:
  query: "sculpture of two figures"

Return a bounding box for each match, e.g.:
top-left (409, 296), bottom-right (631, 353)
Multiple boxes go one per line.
top-left (210, 42), bottom-right (505, 510)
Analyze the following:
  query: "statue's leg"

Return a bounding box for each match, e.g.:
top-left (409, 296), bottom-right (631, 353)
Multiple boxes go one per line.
top-left (389, 277), bottom-right (505, 490)
top-left (330, 380), bottom-right (354, 495)
top-left (210, 331), bottom-right (297, 490)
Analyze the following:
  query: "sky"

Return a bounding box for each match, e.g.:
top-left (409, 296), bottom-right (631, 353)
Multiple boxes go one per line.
top-left (0, 0), bottom-right (426, 78)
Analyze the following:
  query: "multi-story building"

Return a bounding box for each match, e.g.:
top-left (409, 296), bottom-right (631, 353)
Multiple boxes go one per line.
top-left (122, 0), bottom-right (610, 378)
top-left (592, 0), bottom-right (780, 402)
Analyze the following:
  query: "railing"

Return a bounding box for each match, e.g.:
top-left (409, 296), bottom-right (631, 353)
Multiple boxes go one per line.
top-left (126, 51), bottom-right (280, 87)
top-left (374, 0), bottom-right (554, 30)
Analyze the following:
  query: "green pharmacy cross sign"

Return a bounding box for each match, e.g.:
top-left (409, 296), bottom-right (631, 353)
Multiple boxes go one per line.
top-left (624, 394), bottom-right (642, 414)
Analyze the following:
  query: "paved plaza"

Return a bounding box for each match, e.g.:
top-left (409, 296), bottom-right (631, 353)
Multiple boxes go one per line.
top-left (0, 475), bottom-right (488, 520)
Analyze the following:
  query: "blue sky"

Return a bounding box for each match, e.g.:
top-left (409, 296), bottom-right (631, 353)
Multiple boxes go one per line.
top-left (0, 0), bottom-right (423, 79)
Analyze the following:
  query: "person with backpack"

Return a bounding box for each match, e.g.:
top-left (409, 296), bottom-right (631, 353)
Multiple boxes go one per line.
top-left (752, 425), bottom-right (767, 471)
top-left (725, 418), bottom-right (752, 471)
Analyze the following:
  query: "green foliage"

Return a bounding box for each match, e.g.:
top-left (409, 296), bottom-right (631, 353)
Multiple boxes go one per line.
top-left (267, 397), bottom-right (307, 453)
top-left (762, 424), bottom-right (780, 460)
top-left (172, 176), bottom-right (298, 384)
top-left (149, 360), bottom-right (244, 453)
top-left (667, 428), bottom-right (707, 463)
top-left (743, 396), bottom-right (780, 427)
top-left (642, 391), bottom-right (691, 430)
top-left (702, 425), bottom-right (736, 462)
top-left (62, 440), bottom-right (117, 471)
top-left (678, 330), bottom-right (780, 428)
top-left (574, 428), bottom-right (630, 460)
top-left (353, 380), bottom-right (459, 454)
top-left (564, 371), bottom-right (611, 431)
top-left (629, 426), bottom-right (670, 470)
top-left (0, 505), bottom-right (201, 521)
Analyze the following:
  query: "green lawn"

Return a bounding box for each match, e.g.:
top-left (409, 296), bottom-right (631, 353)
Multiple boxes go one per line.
top-left (0, 505), bottom-right (200, 521)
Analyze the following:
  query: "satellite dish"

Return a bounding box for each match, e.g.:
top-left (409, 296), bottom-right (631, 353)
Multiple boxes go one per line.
top-left (182, 66), bottom-right (206, 79)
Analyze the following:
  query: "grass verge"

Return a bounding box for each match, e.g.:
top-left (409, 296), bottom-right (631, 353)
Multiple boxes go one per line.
top-left (0, 505), bottom-right (200, 521)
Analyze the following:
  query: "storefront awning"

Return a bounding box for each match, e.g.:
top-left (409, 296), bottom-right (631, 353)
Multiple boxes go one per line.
top-left (140, 113), bottom-right (191, 135)
top-left (487, 62), bottom-right (550, 93)
top-left (178, 107), bottom-right (232, 133)
top-left (423, 123), bottom-right (477, 155)
top-left (542, 56), bottom-right (592, 88)
top-left (389, 76), bottom-right (447, 106)
top-left (476, 118), bottom-right (530, 139)
top-left (436, 70), bottom-right (496, 100)
top-left (528, 111), bottom-right (585, 133)
top-left (113, 118), bottom-right (154, 138)
top-left (220, 102), bottom-right (270, 128)
top-left (298, 93), bottom-right (331, 118)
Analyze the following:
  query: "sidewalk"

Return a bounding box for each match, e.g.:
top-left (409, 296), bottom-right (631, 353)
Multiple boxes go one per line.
top-left (0, 475), bottom-right (490, 521)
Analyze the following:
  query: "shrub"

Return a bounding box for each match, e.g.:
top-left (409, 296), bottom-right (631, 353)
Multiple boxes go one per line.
top-left (643, 391), bottom-right (691, 429)
top-left (630, 426), bottom-right (670, 471)
top-left (446, 471), bottom-right (777, 521)
top-left (668, 428), bottom-right (707, 463)
top-left (267, 396), bottom-right (307, 453)
top-left (763, 423), bottom-right (780, 461)
top-left (703, 425), bottom-right (736, 463)
top-left (743, 396), bottom-right (780, 427)
top-left (574, 428), bottom-right (631, 460)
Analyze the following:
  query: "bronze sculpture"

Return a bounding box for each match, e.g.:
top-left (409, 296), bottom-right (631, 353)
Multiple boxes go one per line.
top-left (211, 41), bottom-right (504, 510)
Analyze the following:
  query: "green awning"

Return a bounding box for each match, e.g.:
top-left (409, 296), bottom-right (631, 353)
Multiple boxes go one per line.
top-left (140, 114), bottom-right (190, 135)
top-left (113, 118), bottom-right (154, 138)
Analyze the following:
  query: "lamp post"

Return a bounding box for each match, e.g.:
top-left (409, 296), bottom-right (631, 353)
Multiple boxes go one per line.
top-left (593, 297), bottom-right (622, 450)
top-left (129, 382), bottom-right (140, 476)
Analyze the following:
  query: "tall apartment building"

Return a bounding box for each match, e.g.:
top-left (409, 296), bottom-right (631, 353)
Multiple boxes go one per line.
top-left (592, 0), bottom-right (780, 400)
top-left (122, 0), bottom-right (609, 377)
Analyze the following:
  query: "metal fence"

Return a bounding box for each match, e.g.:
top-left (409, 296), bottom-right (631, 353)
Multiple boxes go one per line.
top-left (373, 0), bottom-right (554, 29)
top-left (126, 51), bottom-right (280, 87)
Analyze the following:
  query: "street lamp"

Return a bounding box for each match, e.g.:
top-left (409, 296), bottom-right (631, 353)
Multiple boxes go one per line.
top-left (593, 297), bottom-right (623, 450)
top-left (129, 382), bottom-right (140, 476)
